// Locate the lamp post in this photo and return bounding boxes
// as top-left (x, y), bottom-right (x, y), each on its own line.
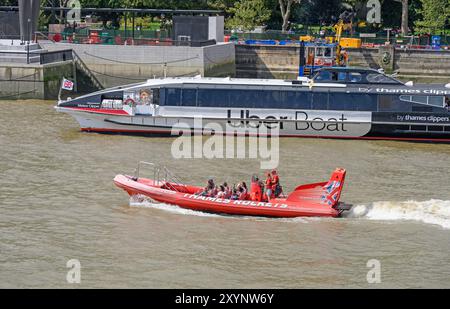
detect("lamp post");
top-left (27, 18), bottom-right (30, 64)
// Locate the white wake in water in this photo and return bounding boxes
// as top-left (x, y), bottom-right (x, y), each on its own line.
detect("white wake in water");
top-left (129, 195), bottom-right (450, 229)
top-left (129, 195), bottom-right (223, 218)
top-left (345, 199), bottom-right (450, 229)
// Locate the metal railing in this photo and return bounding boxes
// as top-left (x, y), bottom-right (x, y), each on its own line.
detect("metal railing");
top-left (0, 48), bottom-right (74, 64)
top-left (71, 49), bottom-right (104, 90)
top-left (39, 49), bottom-right (73, 64)
top-left (134, 161), bottom-right (186, 192)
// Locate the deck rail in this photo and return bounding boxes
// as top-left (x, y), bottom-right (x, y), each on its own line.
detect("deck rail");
top-left (134, 161), bottom-right (186, 192)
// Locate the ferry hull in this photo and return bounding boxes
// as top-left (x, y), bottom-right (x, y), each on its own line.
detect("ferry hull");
top-left (58, 107), bottom-right (450, 142)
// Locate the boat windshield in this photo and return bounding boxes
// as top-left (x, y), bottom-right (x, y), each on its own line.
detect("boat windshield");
top-left (313, 69), bottom-right (403, 85)
top-left (366, 73), bottom-right (401, 84)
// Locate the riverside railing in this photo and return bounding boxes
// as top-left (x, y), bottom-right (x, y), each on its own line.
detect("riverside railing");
top-left (0, 49), bottom-right (74, 65)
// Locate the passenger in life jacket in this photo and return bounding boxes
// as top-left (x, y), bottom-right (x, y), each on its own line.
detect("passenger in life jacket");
top-left (265, 172), bottom-right (273, 201)
top-left (271, 170), bottom-right (283, 198)
top-left (250, 175), bottom-right (264, 202)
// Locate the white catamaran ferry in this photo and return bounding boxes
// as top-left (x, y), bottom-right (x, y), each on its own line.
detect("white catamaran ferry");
top-left (56, 67), bottom-right (450, 142)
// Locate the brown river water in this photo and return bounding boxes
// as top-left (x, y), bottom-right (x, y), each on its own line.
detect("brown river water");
top-left (1, 100), bottom-right (450, 288)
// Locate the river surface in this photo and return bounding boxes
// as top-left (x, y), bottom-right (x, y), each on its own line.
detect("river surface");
top-left (1, 100), bottom-right (450, 288)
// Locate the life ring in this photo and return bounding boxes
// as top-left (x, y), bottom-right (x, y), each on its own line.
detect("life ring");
top-left (124, 98), bottom-right (136, 107)
top-left (316, 58), bottom-right (324, 66)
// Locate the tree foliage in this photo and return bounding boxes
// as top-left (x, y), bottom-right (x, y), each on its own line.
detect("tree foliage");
top-left (5, 0), bottom-right (448, 34)
top-left (414, 0), bottom-right (450, 34)
top-left (227, 0), bottom-right (272, 31)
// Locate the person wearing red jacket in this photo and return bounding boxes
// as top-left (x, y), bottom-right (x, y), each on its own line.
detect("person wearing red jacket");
top-left (271, 170), bottom-right (282, 198)
top-left (265, 172), bottom-right (273, 201)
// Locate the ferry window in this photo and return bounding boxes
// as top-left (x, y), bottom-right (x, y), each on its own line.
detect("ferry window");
top-left (399, 95), bottom-right (412, 103)
top-left (357, 94), bottom-right (378, 111)
top-left (411, 95), bottom-right (428, 104)
top-left (316, 48), bottom-right (324, 57)
top-left (228, 90), bottom-right (246, 107)
top-left (181, 89), bottom-right (197, 106)
top-left (428, 126), bottom-right (443, 132)
top-left (328, 93), bottom-right (377, 111)
top-left (400, 95), bottom-right (445, 108)
top-left (366, 73), bottom-right (399, 84)
top-left (264, 91), bottom-right (283, 108)
top-left (152, 89), bottom-right (160, 105)
top-left (198, 89), bottom-right (230, 107)
top-left (428, 96), bottom-right (445, 107)
top-left (349, 73), bottom-right (362, 83)
top-left (312, 92), bottom-right (328, 110)
top-left (230, 90), bottom-right (257, 108)
top-left (315, 71), bottom-right (332, 82)
top-left (165, 88), bottom-right (181, 106)
top-left (324, 48), bottom-right (331, 57)
top-left (329, 93), bottom-right (357, 110)
top-left (338, 72), bottom-right (347, 81)
top-left (285, 91), bottom-right (311, 109)
top-left (411, 125), bottom-right (426, 131)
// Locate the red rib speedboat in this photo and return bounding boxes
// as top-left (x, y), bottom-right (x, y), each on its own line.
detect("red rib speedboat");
top-left (114, 163), bottom-right (352, 218)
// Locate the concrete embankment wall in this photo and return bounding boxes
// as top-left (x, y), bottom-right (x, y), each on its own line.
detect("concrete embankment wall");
top-left (348, 48), bottom-right (450, 82)
top-left (39, 41), bottom-right (236, 88)
top-left (0, 61), bottom-right (74, 100)
top-left (235, 44), bottom-right (450, 83)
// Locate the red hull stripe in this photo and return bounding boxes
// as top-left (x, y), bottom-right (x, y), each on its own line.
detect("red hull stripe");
top-left (81, 128), bottom-right (450, 142)
top-left (68, 107), bottom-right (129, 116)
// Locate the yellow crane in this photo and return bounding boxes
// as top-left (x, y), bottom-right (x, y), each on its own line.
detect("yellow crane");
top-left (332, 19), bottom-right (354, 66)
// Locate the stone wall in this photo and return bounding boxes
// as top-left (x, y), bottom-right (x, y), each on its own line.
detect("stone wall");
top-left (235, 44), bottom-right (298, 79)
top-left (0, 61), bottom-right (74, 100)
top-left (39, 41), bottom-right (235, 88)
top-left (235, 44), bottom-right (450, 83)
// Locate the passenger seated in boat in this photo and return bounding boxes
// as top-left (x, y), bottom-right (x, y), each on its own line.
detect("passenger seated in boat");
top-left (217, 185), bottom-right (226, 199)
top-left (230, 188), bottom-right (239, 200)
top-left (223, 182), bottom-right (232, 199)
top-left (238, 182), bottom-right (249, 200)
top-left (196, 179), bottom-right (216, 196)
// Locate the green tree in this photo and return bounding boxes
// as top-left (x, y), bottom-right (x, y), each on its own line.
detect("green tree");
top-left (227, 0), bottom-right (272, 31)
top-left (415, 0), bottom-right (450, 34)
